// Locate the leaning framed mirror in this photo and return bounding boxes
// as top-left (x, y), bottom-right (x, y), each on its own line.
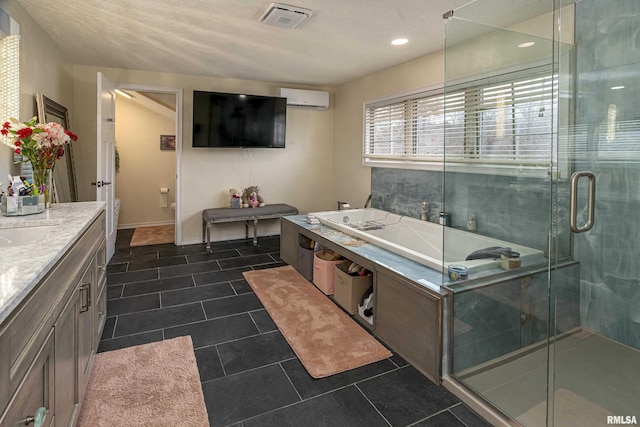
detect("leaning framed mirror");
top-left (36, 94), bottom-right (78, 202)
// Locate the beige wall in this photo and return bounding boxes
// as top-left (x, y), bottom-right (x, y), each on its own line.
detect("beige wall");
top-left (115, 95), bottom-right (176, 228)
top-left (4, 3), bottom-right (568, 244)
top-left (332, 51), bottom-right (445, 209)
top-left (72, 65), bottom-right (335, 244)
top-left (0, 0), bottom-right (74, 184)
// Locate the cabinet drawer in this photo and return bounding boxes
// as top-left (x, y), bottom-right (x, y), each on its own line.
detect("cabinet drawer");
top-left (0, 328), bottom-right (55, 427)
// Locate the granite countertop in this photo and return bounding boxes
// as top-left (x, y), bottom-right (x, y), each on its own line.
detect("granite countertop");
top-left (0, 202), bottom-right (106, 324)
top-left (284, 215), bottom-right (446, 294)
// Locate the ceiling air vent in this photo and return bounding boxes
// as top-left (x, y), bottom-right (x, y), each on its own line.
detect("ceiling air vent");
top-left (259, 3), bottom-right (313, 29)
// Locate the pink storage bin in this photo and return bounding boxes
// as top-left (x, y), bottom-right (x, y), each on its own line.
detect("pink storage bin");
top-left (312, 251), bottom-right (348, 295)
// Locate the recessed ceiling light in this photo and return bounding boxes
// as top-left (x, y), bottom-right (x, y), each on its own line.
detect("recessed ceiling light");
top-left (518, 42), bottom-right (536, 48)
top-left (611, 85), bottom-right (625, 90)
top-left (391, 38), bottom-right (409, 46)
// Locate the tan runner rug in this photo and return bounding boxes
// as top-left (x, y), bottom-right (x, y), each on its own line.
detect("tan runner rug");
top-left (130, 224), bottom-right (175, 246)
top-left (243, 265), bottom-right (392, 378)
top-left (77, 336), bottom-right (208, 427)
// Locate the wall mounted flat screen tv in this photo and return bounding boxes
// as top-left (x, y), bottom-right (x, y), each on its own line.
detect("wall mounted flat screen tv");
top-left (192, 91), bottom-right (287, 148)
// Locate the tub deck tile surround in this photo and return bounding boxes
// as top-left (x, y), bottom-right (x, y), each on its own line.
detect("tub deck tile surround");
top-left (102, 230), bottom-right (491, 427)
top-left (285, 214), bottom-right (446, 293)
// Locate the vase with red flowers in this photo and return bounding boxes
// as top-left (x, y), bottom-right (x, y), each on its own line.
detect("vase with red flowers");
top-left (2, 116), bottom-right (78, 208)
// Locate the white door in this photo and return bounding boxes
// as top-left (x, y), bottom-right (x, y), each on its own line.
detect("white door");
top-left (96, 72), bottom-right (116, 262)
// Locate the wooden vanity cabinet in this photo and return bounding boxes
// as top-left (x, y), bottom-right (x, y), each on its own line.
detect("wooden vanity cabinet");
top-left (0, 211), bottom-right (106, 427)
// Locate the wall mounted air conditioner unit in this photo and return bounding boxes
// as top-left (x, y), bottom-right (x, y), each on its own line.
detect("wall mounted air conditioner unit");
top-left (278, 88), bottom-right (329, 110)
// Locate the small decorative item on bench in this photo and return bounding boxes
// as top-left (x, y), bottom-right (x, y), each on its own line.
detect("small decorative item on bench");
top-left (242, 185), bottom-right (265, 208)
top-left (228, 188), bottom-right (242, 209)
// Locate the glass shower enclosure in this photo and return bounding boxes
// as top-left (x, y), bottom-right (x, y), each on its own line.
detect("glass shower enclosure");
top-left (442, 1), bottom-right (640, 426)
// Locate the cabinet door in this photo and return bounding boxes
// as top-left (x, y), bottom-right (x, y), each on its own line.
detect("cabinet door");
top-left (94, 284), bottom-right (107, 350)
top-left (0, 328), bottom-right (55, 427)
top-left (54, 288), bottom-right (80, 427)
top-left (77, 261), bottom-right (95, 403)
top-left (376, 268), bottom-right (442, 383)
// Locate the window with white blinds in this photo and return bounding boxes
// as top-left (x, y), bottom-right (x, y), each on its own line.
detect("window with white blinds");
top-left (364, 69), bottom-right (557, 169)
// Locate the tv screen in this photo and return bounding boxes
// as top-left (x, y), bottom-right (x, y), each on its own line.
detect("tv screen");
top-left (192, 91), bottom-right (287, 148)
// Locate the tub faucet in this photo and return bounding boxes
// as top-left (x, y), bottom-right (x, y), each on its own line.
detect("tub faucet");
top-left (337, 201), bottom-right (351, 210)
top-left (364, 194), bottom-right (372, 209)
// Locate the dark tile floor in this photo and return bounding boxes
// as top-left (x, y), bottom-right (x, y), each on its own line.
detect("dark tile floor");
top-left (101, 230), bottom-right (491, 427)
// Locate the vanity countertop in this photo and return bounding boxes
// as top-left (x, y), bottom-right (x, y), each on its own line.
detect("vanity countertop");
top-left (0, 202), bottom-right (106, 324)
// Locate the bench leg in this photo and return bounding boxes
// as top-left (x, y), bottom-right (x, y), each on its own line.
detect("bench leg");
top-left (206, 222), bottom-right (212, 251)
top-left (253, 218), bottom-right (258, 246)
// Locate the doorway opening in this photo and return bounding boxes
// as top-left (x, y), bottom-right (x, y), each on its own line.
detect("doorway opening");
top-left (113, 84), bottom-right (183, 246)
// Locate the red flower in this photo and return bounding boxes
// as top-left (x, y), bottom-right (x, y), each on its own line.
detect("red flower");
top-left (14, 140), bottom-right (21, 146)
top-left (14, 148), bottom-right (21, 154)
top-left (2, 121), bottom-right (10, 129)
top-left (0, 129), bottom-right (7, 136)
top-left (57, 147), bottom-right (65, 158)
top-left (64, 130), bottom-right (78, 141)
top-left (16, 128), bottom-right (33, 139)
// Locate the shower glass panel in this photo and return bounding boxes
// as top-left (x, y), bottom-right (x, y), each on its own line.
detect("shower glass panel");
top-left (443, 1), bottom-right (564, 425)
top-left (444, 1), bottom-right (640, 426)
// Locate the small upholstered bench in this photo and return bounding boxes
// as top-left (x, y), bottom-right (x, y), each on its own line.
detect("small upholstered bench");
top-left (202, 203), bottom-right (298, 250)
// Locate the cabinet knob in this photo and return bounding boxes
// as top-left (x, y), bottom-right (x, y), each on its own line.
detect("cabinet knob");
top-left (22, 407), bottom-right (46, 426)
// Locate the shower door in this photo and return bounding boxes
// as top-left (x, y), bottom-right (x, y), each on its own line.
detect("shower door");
top-left (552, 0), bottom-right (640, 425)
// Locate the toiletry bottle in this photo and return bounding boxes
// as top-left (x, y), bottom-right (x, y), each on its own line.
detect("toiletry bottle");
top-left (467, 213), bottom-right (477, 232)
top-left (421, 201), bottom-right (428, 221)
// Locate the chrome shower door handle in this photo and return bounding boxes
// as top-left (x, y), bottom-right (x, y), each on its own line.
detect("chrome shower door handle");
top-left (569, 171), bottom-right (596, 233)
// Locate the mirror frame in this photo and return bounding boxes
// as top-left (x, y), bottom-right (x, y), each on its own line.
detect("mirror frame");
top-left (36, 94), bottom-right (78, 202)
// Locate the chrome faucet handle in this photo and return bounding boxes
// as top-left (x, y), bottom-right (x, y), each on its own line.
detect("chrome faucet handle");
top-left (364, 194), bottom-right (372, 208)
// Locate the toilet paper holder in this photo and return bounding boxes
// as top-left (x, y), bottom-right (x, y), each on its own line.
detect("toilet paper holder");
top-left (159, 187), bottom-right (170, 207)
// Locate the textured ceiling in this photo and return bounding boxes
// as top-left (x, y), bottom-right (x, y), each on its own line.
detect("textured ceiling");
top-left (14, 0), bottom-right (553, 86)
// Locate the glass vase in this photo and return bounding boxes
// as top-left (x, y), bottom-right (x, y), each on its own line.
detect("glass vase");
top-left (33, 168), bottom-right (53, 209)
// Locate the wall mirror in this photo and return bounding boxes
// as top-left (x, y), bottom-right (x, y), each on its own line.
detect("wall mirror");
top-left (36, 94), bottom-right (78, 202)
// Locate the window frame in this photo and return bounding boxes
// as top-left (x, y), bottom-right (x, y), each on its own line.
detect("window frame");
top-left (362, 65), bottom-right (559, 178)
